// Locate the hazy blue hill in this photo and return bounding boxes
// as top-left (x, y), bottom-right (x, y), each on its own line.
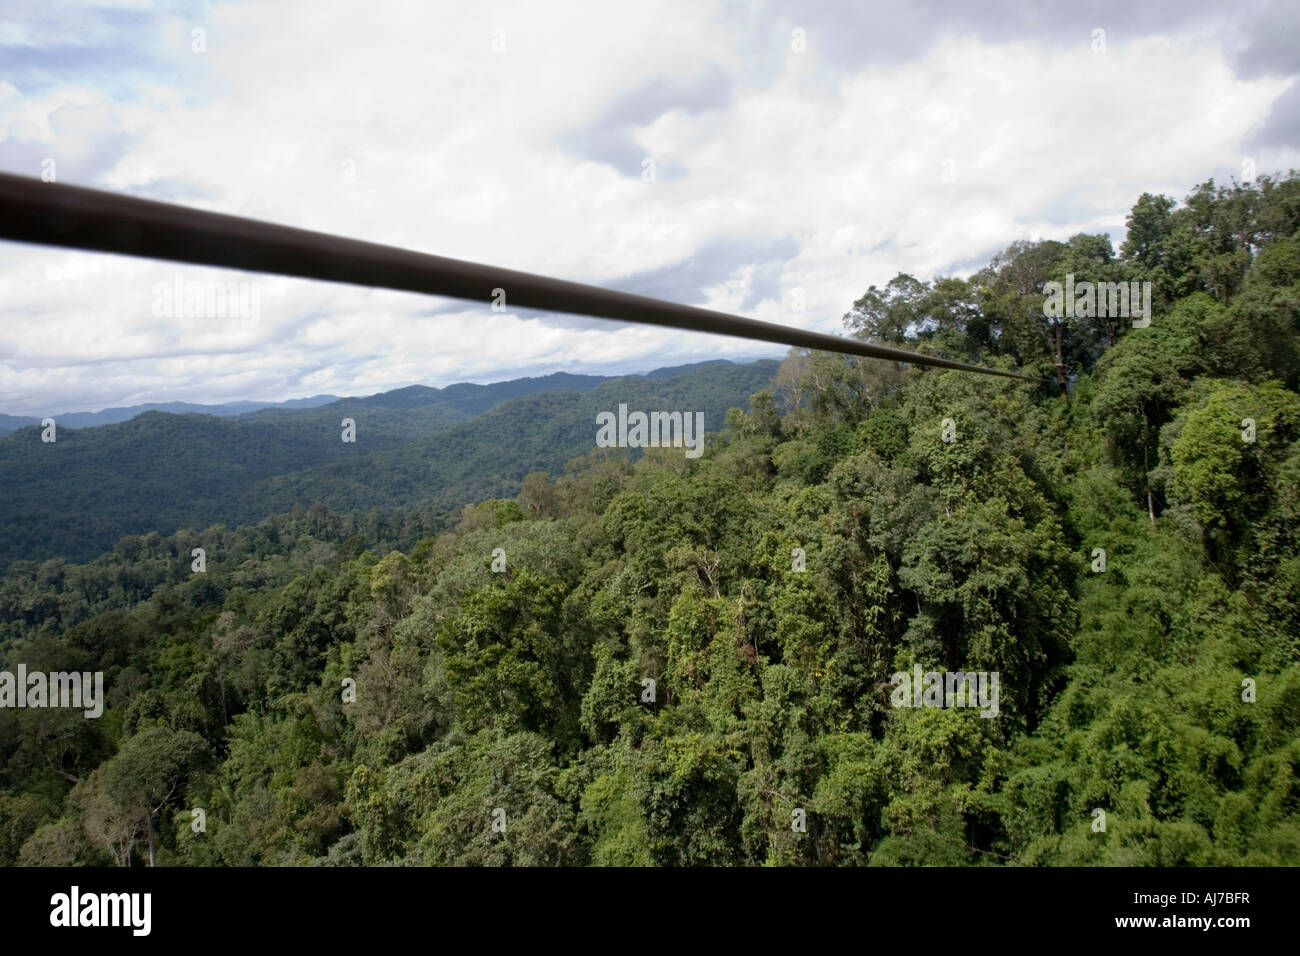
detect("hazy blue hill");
top-left (0, 395), bottom-right (343, 434)
top-left (0, 415), bottom-right (35, 433)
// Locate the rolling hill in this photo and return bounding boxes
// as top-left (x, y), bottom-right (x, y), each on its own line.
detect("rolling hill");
top-left (0, 360), bottom-right (777, 568)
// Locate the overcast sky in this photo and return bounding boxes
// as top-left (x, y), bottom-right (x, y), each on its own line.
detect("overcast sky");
top-left (1, 0), bottom-right (1297, 416)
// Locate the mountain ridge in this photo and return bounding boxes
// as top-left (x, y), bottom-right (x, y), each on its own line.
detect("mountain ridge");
top-left (0, 361), bottom-right (743, 434)
top-left (0, 359), bottom-right (778, 568)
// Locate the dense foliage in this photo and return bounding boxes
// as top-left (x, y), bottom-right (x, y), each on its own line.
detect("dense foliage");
top-left (2, 173), bottom-right (1298, 866)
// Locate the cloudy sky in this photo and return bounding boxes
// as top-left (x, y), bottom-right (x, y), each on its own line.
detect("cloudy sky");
top-left (1, 0), bottom-right (1297, 416)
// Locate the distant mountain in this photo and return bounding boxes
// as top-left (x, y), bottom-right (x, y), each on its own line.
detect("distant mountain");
top-left (0, 414), bottom-right (35, 434)
top-left (233, 371), bottom-right (609, 424)
top-left (0, 369), bottom-right (643, 435)
top-left (0, 395), bottom-right (343, 434)
top-left (0, 360), bottom-right (778, 568)
top-left (0, 366), bottom-right (741, 434)
top-left (640, 360), bottom-right (735, 379)
top-left (245, 360), bottom-right (781, 514)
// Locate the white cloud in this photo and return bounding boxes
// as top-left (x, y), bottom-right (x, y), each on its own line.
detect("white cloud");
top-left (0, 0), bottom-right (1296, 415)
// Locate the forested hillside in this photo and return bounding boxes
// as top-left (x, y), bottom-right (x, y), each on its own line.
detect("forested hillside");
top-left (0, 361), bottom-right (773, 569)
top-left (246, 361), bottom-right (782, 517)
top-left (1, 173), bottom-right (1297, 866)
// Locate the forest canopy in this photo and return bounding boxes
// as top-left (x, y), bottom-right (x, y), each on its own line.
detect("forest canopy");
top-left (2, 171), bottom-right (1298, 866)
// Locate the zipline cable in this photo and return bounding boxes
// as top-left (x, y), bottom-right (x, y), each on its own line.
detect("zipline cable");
top-left (0, 173), bottom-right (1038, 382)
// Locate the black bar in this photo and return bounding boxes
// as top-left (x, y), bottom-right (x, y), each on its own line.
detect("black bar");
top-left (0, 173), bottom-right (1038, 381)
top-left (0, 864), bottom-right (1280, 942)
